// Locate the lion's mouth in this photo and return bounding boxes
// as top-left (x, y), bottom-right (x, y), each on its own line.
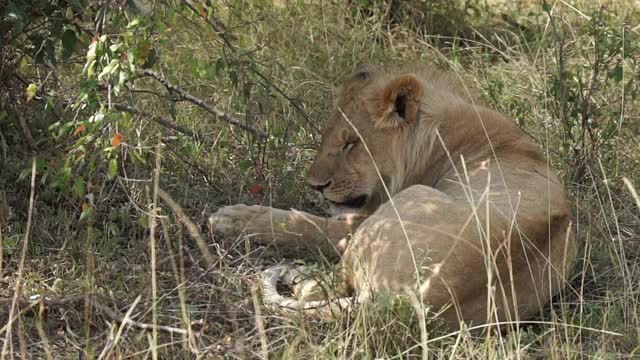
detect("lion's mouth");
top-left (329, 194), bottom-right (368, 209)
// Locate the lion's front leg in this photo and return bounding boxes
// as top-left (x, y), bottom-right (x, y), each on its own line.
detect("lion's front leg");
top-left (209, 204), bottom-right (364, 256)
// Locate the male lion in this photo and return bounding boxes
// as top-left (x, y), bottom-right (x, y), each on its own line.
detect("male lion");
top-left (209, 65), bottom-right (577, 328)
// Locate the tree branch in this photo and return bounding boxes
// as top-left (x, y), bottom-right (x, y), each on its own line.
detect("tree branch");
top-left (0, 295), bottom-right (187, 336)
top-left (113, 103), bottom-right (213, 143)
top-left (140, 69), bottom-right (268, 138)
top-left (180, 3), bottom-right (318, 134)
top-left (93, 301), bottom-right (188, 335)
top-left (182, 1), bottom-right (235, 50)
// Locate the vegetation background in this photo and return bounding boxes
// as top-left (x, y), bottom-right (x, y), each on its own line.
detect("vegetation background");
top-left (1, 0), bottom-right (639, 358)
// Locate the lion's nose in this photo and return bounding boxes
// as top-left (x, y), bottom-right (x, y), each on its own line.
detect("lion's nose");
top-left (309, 180), bottom-right (331, 192)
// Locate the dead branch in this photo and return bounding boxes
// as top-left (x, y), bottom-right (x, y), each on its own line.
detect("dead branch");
top-left (164, 143), bottom-right (223, 192)
top-left (2, 159), bottom-right (36, 357)
top-left (113, 103), bottom-right (214, 143)
top-left (141, 69), bottom-right (268, 138)
top-left (157, 188), bottom-right (219, 268)
top-left (0, 295), bottom-right (188, 336)
top-left (182, 1), bottom-right (235, 49)
top-left (93, 301), bottom-right (187, 336)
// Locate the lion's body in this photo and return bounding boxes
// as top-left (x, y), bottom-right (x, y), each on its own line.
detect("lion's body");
top-left (210, 65), bottom-right (576, 328)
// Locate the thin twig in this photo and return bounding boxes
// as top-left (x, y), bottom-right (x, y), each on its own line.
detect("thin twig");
top-left (164, 143), bottom-right (223, 192)
top-left (0, 295), bottom-right (86, 309)
top-left (182, 1), bottom-right (234, 49)
top-left (249, 68), bottom-right (319, 133)
top-left (160, 218), bottom-right (198, 354)
top-left (0, 129), bottom-right (8, 161)
top-left (98, 296), bottom-right (141, 360)
top-left (0, 188), bottom-right (4, 277)
top-left (0, 295), bottom-right (188, 337)
top-left (1, 158), bottom-right (36, 359)
top-left (13, 102), bottom-right (36, 149)
top-left (623, 177), bottom-right (640, 211)
top-left (35, 302), bottom-right (54, 360)
top-left (113, 103), bottom-right (214, 143)
top-left (94, 299), bottom-right (188, 335)
top-left (158, 189), bottom-right (218, 268)
top-left (251, 286), bottom-right (269, 360)
top-left (17, 317), bottom-right (26, 359)
top-left (406, 289), bottom-right (429, 360)
top-left (149, 139), bottom-right (162, 360)
top-left (141, 69), bottom-right (268, 138)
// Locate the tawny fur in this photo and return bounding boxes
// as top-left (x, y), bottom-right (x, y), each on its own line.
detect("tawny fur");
top-left (210, 65), bottom-right (577, 329)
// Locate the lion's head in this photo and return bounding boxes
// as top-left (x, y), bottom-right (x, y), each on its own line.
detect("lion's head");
top-left (306, 65), bottom-right (474, 216)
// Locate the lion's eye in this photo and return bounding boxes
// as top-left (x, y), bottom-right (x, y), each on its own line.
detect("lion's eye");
top-left (343, 140), bottom-right (358, 152)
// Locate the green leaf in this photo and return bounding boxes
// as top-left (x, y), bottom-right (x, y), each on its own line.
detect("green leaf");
top-left (2, 235), bottom-right (18, 255)
top-left (85, 60), bottom-right (97, 78)
top-left (239, 159), bottom-right (252, 170)
top-left (215, 58), bottom-right (225, 75)
top-left (130, 150), bottom-right (146, 165)
top-left (272, 125), bottom-right (284, 137)
top-left (114, 70), bottom-right (128, 95)
top-left (98, 59), bottom-right (120, 80)
top-left (243, 82), bottom-right (252, 100)
top-left (155, 21), bottom-right (165, 33)
top-left (26, 83), bottom-right (38, 101)
top-left (38, 38), bottom-right (56, 64)
top-left (18, 169), bottom-right (31, 181)
top-left (228, 70), bottom-right (238, 87)
top-left (86, 41), bottom-right (97, 64)
top-left (138, 214), bottom-right (149, 228)
top-left (108, 158), bottom-right (118, 179)
top-left (35, 158), bottom-right (46, 172)
top-left (608, 64), bottom-right (623, 83)
top-left (73, 178), bottom-right (85, 199)
top-left (61, 29), bottom-right (78, 60)
top-left (79, 206), bottom-right (95, 221)
top-left (134, 39), bottom-right (152, 66)
top-left (109, 43), bottom-right (123, 53)
top-left (127, 18), bottom-right (141, 29)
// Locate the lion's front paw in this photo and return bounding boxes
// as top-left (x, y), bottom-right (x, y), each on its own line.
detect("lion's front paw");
top-left (208, 204), bottom-right (262, 235)
top-left (209, 204), bottom-right (287, 235)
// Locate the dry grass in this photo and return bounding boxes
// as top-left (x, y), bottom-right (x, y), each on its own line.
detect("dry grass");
top-left (1, 0), bottom-right (639, 358)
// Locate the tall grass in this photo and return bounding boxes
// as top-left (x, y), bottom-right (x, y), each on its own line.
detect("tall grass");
top-left (0, 0), bottom-right (639, 358)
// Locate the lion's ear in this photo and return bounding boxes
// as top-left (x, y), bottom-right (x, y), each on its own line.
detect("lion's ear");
top-left (352, 64), bottom-right (377, 81)
top-left (368, 74), bottom-right (423, 129)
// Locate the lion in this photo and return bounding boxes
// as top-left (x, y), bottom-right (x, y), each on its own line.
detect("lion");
top-left (209, 64), bottom-right (577, 329)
